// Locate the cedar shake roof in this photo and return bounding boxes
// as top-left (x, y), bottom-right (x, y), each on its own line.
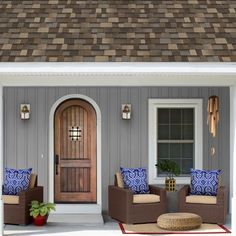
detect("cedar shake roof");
top-left (0, 0), bottom-right (235, 62)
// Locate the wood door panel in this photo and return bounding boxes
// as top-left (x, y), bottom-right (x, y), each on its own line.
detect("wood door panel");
top-left (54, 99), bottom-right (96, 203)
top-left (60, 159), bottom-right (91, 168)
top-left (60, 168), bottom-right (91, 192)
top-left (60, 105), bottom-right (89, 160)
top-left (57, 192), bottom-right (95, 202)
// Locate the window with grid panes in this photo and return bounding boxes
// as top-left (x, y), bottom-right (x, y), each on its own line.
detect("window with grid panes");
top-left (157, 108), bottom-right (194, 176)
top-left (148, 99), bottom-right (203, 184)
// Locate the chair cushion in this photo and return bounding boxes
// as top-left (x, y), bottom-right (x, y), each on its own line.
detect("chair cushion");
top-left (120, 167), bottom-right (149, 194)
top-left (29, 173), bottom-right (37, 189)
top-left (2, 195), bottom-right (19, 204)
top-left (186, 195), bottom-right (217, 205)
top-left (116, 172), bottom-right (124, 188)
top-left (3, 168), bottom-right (32, 195)
top-left (133, 194), bottom-right (160, 204)
top-left (190, 169), bottom-right (221, 196)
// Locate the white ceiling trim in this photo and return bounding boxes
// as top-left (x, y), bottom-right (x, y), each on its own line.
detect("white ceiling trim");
top-left (0, 63), bottom-right (236, 86)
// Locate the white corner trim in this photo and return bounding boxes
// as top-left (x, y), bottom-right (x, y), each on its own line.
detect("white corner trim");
top-left (0, 84), bottom-right (3, 234)
top-left (148, 99), bottom-right (203, 185)
top-left (230, 86), bottom-right (236, 231)
top-left (49, 94), bottom-right (102, 213)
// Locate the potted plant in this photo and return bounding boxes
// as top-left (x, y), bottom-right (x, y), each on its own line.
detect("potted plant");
top-left (155, 160), bottom-right (180, 191)
top-left (29, 200), bottom-right (56, 226)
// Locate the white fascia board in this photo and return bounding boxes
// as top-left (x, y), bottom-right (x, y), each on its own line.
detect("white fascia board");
top-left (0, 62), bottom-right (236, 74)
top-left (0, 62), bottom-right (236, 87)
top-left (1, 73), bottom-right (236, 87)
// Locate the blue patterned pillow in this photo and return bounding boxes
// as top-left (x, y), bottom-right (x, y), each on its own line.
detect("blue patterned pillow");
top-left (3, 168), bottom-right (32, 195)
top-left (120, 167), bottom-right (149, 194)
top-left (190, 169), bottom-right (221, 196)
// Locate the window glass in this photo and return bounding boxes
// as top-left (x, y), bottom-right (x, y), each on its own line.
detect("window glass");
top-left (157, 108), bottom-right (194, 176)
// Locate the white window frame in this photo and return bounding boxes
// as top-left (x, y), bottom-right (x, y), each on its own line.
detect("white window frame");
top-left (148, 99), bottom-right (203, 185)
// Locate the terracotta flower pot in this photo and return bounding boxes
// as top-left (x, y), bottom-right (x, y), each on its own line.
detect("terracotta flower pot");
top-left (33, 215), bottom-right (48, 226)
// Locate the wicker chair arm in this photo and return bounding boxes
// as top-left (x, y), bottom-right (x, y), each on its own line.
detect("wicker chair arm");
top-left (217, 186), bottom-right (228, 205)
top-left (178, 185), bottom-right (190, 197)
top-left (178, 185), bottom-right (190, 209)
top-left (18, 186), bottom-right (44, 206)
top-left (108, 185), bottom-right (133, 205)
top-left (149, 185), bottom-right (166, 201)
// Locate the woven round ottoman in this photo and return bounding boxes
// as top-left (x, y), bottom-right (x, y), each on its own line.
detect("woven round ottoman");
top-left (157, 213), bottom-right (202, 231)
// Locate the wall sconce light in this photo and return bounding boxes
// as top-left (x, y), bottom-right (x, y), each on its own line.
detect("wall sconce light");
top-left (207, 96), bottom-right (219, 137)
top-left (20, 104), bottom-right (30, 120)
top-left (122, 104), bottom-right (131, 120)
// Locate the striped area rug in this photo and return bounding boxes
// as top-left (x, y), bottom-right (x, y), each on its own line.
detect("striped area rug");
top-left (119, 223), bottom-right (231, 234)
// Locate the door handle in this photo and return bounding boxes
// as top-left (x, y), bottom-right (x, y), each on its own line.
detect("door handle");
top-left (55, 154), bottom-right (59, 175)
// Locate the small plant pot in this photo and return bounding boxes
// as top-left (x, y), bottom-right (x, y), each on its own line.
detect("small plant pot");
top-left (33, 215), bottom-right (48, 226)
top-left (165, 178), bottom-right (176, 191)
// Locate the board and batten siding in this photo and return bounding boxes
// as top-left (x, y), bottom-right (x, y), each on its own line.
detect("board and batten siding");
top-left (3, 87), bottom-right (229, 212)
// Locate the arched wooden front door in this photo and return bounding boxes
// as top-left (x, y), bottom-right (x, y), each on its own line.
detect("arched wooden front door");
top-left (54, 99), bottom-right (97, 203)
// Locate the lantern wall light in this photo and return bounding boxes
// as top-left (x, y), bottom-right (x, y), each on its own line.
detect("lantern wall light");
top-left (20, 104), bottom-right (30, 120)
top-left (122, 104), bottom-right (131, 120)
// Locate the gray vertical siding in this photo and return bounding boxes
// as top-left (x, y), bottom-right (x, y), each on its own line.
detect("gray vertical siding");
top-left (3, 87), bottom-right (230, 211)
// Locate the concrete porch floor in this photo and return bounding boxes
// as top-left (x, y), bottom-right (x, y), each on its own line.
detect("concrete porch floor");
top-left (47, 213), bottom-right (104, 225)
top-left (4, 214), bottom-right (231, 236)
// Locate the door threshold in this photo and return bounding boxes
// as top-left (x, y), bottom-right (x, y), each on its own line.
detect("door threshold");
top-left (48, 213), bottom-right (104, 225)
top-left (54, 203), bottom-right (101, 214)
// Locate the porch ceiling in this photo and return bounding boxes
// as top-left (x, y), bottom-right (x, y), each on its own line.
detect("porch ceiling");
top-left (0, 0), bottom-right (235, 62)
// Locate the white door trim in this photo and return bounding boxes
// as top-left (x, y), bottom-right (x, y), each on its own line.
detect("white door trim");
top-left (49, 94), bottom-right (102, 214)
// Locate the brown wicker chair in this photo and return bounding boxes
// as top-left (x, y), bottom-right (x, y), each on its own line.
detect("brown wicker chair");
top-left (108, 174), bottom-right (167, 224)
top-left (178, 185), bottom-right (228, 225)
top-left (3, 174), bottom-right (43, 225)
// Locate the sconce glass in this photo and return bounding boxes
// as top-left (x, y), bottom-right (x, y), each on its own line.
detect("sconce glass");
top-left (20, 104), bottom-right (30, 120)
top-left (122, 104), bottom-right (131, 120)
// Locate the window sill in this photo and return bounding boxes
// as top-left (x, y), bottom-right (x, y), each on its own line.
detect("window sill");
top-left (149, 177), bottom-right (191, 185)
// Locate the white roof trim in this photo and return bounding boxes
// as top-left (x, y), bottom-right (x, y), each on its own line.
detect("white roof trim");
top-left (0, 62), bottom-right (236, 86)
top-left (0, 62), bottom-right (236, 74)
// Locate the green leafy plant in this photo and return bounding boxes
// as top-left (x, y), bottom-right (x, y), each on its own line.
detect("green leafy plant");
top-left (29, 200), bottom-right (56, 218)
top-left (155, 160), bottom-right (180, 179)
